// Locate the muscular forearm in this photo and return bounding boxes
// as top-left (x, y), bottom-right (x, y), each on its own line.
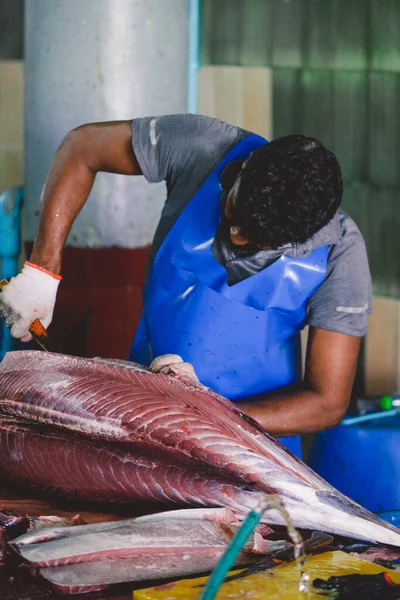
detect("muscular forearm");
top-left (29, 121), bottom-right (138, 275)
top-left (236, 386), bottom-right (348, 437)
top-left (237, 329), bottom-right (360, 437)
top-left (30, 130), bottom-right (96, 274)
top-left (0, 122), bottom-right (138, 340)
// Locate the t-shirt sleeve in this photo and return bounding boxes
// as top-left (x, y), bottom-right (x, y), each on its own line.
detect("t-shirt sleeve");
top-left (306, 216), bottom-right (372, 337)
top-left (131, 114), bottom-right (246, 186)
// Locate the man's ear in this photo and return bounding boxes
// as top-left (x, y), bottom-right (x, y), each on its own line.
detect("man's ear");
top-left (229, 226), bottom-right (249, 246)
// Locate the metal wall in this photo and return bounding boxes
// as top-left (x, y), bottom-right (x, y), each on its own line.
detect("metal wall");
top-left (0, 0), bottom-right (24, 59)
top-left (201, 0), bottom-right (400, 298)
top-left (24, 0), bottom-right (188, 248)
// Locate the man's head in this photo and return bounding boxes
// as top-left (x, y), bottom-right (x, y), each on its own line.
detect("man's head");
top-left (225, 135), bottom-right (343, 249)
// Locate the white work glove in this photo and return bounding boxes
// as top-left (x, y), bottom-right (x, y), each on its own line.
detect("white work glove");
top-left (0, 261), bottom-right (61, 342)
top-left (149, 354), bottom-right (199, 383)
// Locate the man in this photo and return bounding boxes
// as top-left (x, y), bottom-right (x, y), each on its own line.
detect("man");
top-left (0, 115), bottom-right (372, 458)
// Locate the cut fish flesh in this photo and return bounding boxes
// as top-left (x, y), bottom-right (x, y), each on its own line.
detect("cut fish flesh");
top-left (1, 351), bottom-right (400, 548)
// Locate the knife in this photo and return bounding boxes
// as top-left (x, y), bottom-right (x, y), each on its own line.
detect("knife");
top-left (0, 279), bottom-right (60, 353)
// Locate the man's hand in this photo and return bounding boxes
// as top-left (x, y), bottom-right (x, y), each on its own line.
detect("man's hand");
top-left (0, 262), bottom-right (61, 341)
top-left (150, 354), bottom-right (199, 383)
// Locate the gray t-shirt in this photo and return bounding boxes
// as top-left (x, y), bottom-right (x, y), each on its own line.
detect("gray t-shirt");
top-left (132, 114), bottom-right (372, 337)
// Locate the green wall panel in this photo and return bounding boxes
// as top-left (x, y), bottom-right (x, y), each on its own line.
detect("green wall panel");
top-left (271, 0), bottom-right (305, 68)
top-left (303, 0), bottom-right (335, 69)
top-left (0, 0), bottom-right (24, 59)
top-left (273, 68), bottom-right (302, 138)
top-left (304, 0), bottom-right (367, 70)
top-left (300, 70), bottom-right (334, 148)
top-left (341, 182), bottom-right (370, 242)
top-left (332, 71), bottom-right (367, 181)
top-left (370, 0), bottom-right (400, 72)
top-left (239, 0), bottom-right (272, 66)
top-left (201, 0), bottom-right (271, 66)
top-left (364, 189), bottom-right (400, 298)
top-left (342, 184), bottom-right (400, 298)
top-left (330, 0), bottom-right (367, 70)
top-left (368, 72), bottom-right (400, 188)
top-left (201, 0), bottom-right (243, 65)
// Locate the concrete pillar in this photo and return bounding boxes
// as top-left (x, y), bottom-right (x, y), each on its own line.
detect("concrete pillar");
top-left (25, 0), bottom-right (188, 248)
top-left (24, 0), bottom-right (189, 358)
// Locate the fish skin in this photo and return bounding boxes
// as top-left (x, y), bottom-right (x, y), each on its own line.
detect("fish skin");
top-left (13, 519), bottom-right (263, 568)
top-left (1, 351), bottom-right (400, 547)
top-left (11, 514), bottom-right (281, 594)
top-left (11, 508), bottom-right (274, 549)
top-left (38, 550), bottom-right (253, 595)
top-left (10, 508), bottom-right (240, 548)
top-left (0, 510), bottom-right (83, 564)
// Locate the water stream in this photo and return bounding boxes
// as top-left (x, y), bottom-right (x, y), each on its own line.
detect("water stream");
top-left (200, 493), bottom-right (311, 600)
top-left (257, 494), bottom-right (310, 596)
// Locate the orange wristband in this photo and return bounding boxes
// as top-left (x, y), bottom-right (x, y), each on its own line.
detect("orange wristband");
top-left (25, 261), bottom-right (62, 281)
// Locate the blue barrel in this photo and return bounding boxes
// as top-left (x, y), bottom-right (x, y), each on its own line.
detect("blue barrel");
top-left (307, 413), bottom-right (400, 513)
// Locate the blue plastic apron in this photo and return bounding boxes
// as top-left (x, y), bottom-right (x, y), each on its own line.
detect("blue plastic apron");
top-left (130, 135), bottom-right (329, 459)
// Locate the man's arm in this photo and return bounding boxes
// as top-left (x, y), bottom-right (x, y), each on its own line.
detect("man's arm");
top-left (236, 327), bottom-right (360, 436)
top-left (30, 120), bottom-right (141, 274)
top-left (0, 121), bottom-right (141, 340)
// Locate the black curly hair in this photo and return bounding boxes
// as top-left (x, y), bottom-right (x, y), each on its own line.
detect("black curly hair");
top-left (232, 135), bottom-right (343, 249)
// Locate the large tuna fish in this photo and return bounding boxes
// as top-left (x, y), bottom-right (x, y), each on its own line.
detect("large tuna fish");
top-left (0, 350), bottom-right (399, 547)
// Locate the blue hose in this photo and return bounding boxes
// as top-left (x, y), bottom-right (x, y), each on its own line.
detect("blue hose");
top-left (341, 409), bottom-right (399, 426)
top-left (200, 509), bottom-right (262, 600)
